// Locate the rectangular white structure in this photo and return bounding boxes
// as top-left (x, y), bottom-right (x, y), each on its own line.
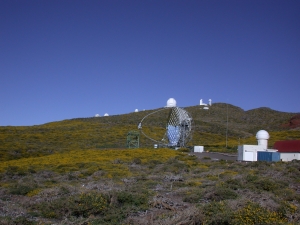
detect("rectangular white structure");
top-left (194, 146), bottom-right (204, 153)
top-left (237, 145), bottom-right (265, 161)
top-left (280, 153), bottom-right (300, 162)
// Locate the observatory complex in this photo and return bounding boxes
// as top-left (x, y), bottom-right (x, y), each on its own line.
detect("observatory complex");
top-left (200, 99), bottom-right (212, 110)
top-left (199, 99), bottom-right (212, 106)
top-left (238, 130), bottom-right (300, 162)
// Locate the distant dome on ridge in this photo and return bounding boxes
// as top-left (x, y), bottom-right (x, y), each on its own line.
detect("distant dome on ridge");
top-left (166, 98), bottom-right (176, 107)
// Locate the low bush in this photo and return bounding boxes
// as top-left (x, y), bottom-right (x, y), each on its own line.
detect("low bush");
top-left (9, 183), bottom-right (36, 196)
top-left (205, 186), bottom-right (238, 201)
top-left (116, 191), bottom-right (148, 210)
top-left (183, 189), bottom-right (203, 203)
top-left (132, 157), bottom-right (142, 164)
top-left (232, 201), bottom-right (287, 225)
top-left (70, 192), bottom-right (108, 218)
top-left (36, 192), bottom-right (109, 219)
top-left (224, 178), bottom-right (243, 190)
top-left (202, 201), bottom-right (233, 224)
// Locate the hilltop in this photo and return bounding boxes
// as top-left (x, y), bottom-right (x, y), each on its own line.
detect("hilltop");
top-left (0, 103), bottom-right (299, 162)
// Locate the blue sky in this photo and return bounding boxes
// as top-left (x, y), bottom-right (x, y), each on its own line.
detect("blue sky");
top-left (1, 0), bottom-right (300, 126)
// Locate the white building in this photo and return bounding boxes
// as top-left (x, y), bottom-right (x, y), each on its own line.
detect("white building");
top-left (274, 140), bottom-right (300, 161)
top-left (237, 130), bottom-right (277, 161)
top-left (200, 99), bottom-right (207, 106)
top-left (280, 153), bottom-right (300, 161)
top-left (194, 146), bottom-right (204, 153)
top-left (166, 98), bottom-right (177, 107)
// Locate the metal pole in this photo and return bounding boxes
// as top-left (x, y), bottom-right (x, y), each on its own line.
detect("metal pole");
top-left (226, 103), bottom-right (228, 148)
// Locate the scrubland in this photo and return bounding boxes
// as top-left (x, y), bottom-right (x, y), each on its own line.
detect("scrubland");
top-left (1, 104), bottom-right (299, 224)
top-left (1, 148), bottom-right (300, 224)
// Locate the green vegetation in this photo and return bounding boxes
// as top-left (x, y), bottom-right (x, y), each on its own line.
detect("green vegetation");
top-left (0, 104), bottom-right (299, 162)
top-left (0, 104), bottom-right (299, 224)
top-left (0, 149), bottom-right (300, 224)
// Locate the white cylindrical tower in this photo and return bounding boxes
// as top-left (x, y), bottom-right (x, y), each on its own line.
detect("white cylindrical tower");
top-left (200, 99), bottom-right (207, 106)
top-left (208, 99), bottom-right (212, 106)
top-left (256, 130), bottom-right (270, 149)
top-left (166, 98), bottom-right (176, 107)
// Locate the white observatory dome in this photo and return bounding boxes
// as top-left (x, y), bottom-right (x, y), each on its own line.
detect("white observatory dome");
top-left (256, 130), bottom-right (270, 140)
top-left (166, 98), bottom-right (177, 107)
top-left (135, 109), bottom-right (138, 112)
top-left (95, 114), bottom-right (100, 117)
top-left (256, 130), bottom-right (269, 149)
top-left (104, 113), bottom-right (109, 116)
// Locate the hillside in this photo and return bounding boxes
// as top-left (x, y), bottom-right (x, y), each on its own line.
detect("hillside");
top-left (1, 104), bottom-right (300, 224)
top-left (0, 103), bottom-right (299, 161)
top-left (1, 149), bottom-right (300, 224)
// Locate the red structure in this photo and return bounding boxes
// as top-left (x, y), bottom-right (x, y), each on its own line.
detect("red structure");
top-left (274, 140), bottom-right (300, 153)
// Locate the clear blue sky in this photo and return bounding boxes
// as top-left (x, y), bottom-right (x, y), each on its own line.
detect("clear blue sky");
top-left (1, 0), bottom-right (300, 126)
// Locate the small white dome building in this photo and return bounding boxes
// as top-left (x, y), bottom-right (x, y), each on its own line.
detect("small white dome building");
top-left (166, 98), bottom-right (177, 107)
top-left (95, 114), bottom-right (100, 117)
top-left (104, 113), bottom-right (109, 116)
top-left (256, 130), bottom-right (270, 149)
top-left (135, 109), bottom-right (138, 112)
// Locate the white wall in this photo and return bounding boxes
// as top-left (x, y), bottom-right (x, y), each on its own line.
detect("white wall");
top-left (194, 146), bottom-right (204, 152)
top-left (238, 145), bottom-right (265, 161)
top-left (280, 153), bottom-right (300, 162)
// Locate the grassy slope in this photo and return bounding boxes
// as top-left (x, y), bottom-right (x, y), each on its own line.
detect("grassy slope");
top-left (1, 104), bottom-right (300, 224)
top-left (1, 103), bottom-right (299, 161)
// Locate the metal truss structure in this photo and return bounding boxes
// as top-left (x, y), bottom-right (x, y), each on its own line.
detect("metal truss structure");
top-left (138, 107), bottom-right (192, 148)
top-left (126, 131), bottom-right (140, 148)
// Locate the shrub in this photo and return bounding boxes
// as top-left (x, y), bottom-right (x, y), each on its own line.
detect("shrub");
top-left (205, 187), bottom-right (238, 201)
top-left (132, 157), bottom-right (142, 164)
top-left (202, 201), bottom-right (233, 224)
top-left (116, 191), bottom-right (148, 209)
top-left (253, 178), bottom-right (280, 192)
top-left (232, 201), bottom-right (287, 225)
top-left (277, 201), bottom-right (298, 220)
top-left (162, 157), bottom-right (188, 174)
top-left (37, 192), bottom-right (109, 219)
top-left (9, 183), bottom-right (36, 196)
top-left (38, 197), bottom-right (69, 219)
top-left (180, 148), bottom-right (190, 153)
top-left (5, 166), bottom-right (27, 176)
top-left (70, 192), bottom-right (108, 218)
top-left (183, 189), bottom-right (203, 203)
top-left (13, 216), bottom-right (36, 225)
top-left (26, 188), bottom-right (41, 197)
top-left (224, 178), bottom-right (242, 190)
